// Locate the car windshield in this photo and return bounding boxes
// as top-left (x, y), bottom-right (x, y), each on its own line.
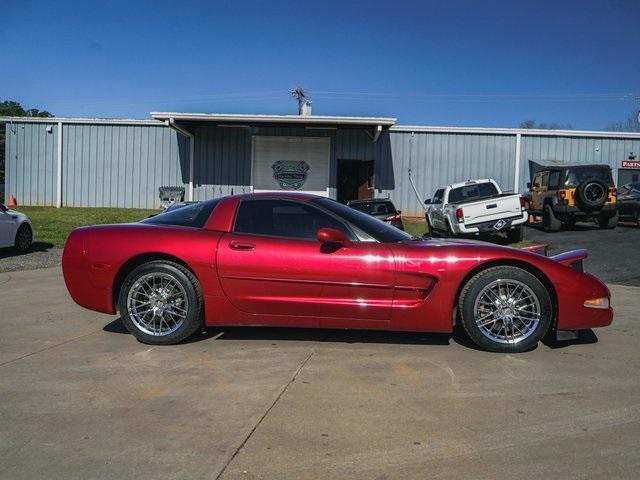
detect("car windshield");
top-left (349, 201), bottom-right (396, 216)
top-left (564, 167), bottom-right (613, 187)
top-left (448, 182), bottom-right (499, 204)
top-left (313, 198), bottom-right (412, 243)
top-left (141, 199), bottom-right (220, 228)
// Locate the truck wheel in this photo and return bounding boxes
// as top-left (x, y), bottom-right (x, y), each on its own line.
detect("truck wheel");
top-left (458, 266), bottom-right (552, 353)
top-left (597, 212), bottom-right (618, 229)
top-left (506, 226), bottom-right (523, 243)
top-left (543, 205), bottom-right (562, 232)
top-left (443, 220), bottom-right (454, 238)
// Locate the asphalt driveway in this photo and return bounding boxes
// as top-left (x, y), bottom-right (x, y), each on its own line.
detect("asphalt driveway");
top-left (524, 221), bottom-right (640, 286)
top-left (1, 267), bottom-right (639, 479)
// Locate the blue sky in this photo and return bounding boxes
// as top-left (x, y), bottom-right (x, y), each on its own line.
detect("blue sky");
top-left (2, 0), bottom-right (639, 129)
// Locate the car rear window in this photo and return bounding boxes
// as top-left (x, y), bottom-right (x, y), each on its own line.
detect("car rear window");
top-left (141, 199), bottom-right (220, 228)
top-left (448, 182), bottom-right (499, 204)
top-left (564, 167), bottom-right (614, 187)
top-left (349, 201), bottom-right (396, 215)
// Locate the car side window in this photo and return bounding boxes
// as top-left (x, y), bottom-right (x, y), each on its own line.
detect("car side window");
top-left (541, 172), bottom-right (549, 188)
top-left (234, 199), bottom-right (351, 241)
top-left (432, 189), bottom-right (444, 204)
top-left (548, 171), bottom-right (561, 189)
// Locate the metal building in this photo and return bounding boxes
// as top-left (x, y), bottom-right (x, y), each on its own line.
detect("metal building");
top-left (2, 113), bottom-right (640, 217)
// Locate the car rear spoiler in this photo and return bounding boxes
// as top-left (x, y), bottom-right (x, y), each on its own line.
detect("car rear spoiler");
top-left (520, 244), bottom-right (549, 256)
top-left (520, 245), bottom-right (587, 271)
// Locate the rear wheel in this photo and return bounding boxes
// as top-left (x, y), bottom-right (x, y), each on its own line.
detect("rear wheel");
top-left (458, 266), bottom-right (552, 353)
top-left (597, 212), bottom-right (618, 229)
top-left (505, 226), bottom-right (523, 243)
top-left (117, 261), bottom-right (203, 344)
top-left (543, 204), bottom-right (562, 232)
top-left (14, 224), bottom-right (33, 253)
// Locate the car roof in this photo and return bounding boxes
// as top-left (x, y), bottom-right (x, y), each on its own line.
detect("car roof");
top-left (229, 191), bottom-right (320, 201)
top-left (348, 198), bottom-right (393, 204)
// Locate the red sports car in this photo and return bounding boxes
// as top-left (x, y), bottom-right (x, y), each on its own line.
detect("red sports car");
top-left (62, 193), bottom-right (612, 353)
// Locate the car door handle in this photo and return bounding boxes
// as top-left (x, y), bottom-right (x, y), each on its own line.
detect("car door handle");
top-left (229, 241), bottom-right (255, 251)
top-left (486, 204), bottom-right (497, 209)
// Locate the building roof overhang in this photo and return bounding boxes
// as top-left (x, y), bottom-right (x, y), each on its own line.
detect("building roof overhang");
top-left (150, 112), bottom-right (397, 127)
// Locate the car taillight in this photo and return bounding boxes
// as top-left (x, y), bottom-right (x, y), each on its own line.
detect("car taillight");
top-left (384, 213), bottom-right (401, 221)
top-left (557, 189), bottom-right (567, 199)
top-left (455, 208), bottom-right (464, 223)
top-left (610, 187), bottom-right (617, 197)
top-left (519, 196), bottom-right (525, 209)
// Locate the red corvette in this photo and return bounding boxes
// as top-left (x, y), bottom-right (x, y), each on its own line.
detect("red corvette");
top-left (62, 192), bottom-right (612, 352)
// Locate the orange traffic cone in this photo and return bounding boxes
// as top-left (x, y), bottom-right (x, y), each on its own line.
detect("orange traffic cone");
top-left (8, 194), bottom-right (17, 207)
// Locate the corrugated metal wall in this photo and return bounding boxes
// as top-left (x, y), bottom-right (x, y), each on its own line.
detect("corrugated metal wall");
top-left (4, 120), bottom-right (640, 215)
top-left (5, 121), bottom-right (58, 206)
top-left (336, 131), bottom-right (516, 216)
top-left (63, 124), bottom-right (187, 208)
top-left (518, 135), bottom-right (640, 193)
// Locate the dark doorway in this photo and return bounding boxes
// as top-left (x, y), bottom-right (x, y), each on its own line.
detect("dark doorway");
top-left (337, 160), bottom-right (374, 203)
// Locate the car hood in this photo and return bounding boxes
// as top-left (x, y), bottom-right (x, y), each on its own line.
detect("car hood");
top-left (5, 208), bottom-right (30, 222)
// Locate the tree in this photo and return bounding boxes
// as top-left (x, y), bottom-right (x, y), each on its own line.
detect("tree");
top-left (519, 120), bottom-right (573, 130)
top-left (605, 111), bottom-right (640, 133)
top-left (0, 100), bottom-right (54, 197)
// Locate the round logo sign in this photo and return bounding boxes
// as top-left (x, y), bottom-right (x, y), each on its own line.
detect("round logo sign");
top-left (271, 160), bottom-right (310, 190)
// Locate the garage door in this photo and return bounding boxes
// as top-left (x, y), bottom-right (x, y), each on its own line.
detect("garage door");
top-left (252, 136), bottom-right (330, 196)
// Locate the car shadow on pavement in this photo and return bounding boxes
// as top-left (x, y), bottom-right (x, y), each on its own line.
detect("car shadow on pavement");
top-left (103, 318), bottom-right (453, 346)
top-left (0, 241), bottom-right (54, 259)
top-left (103, 318), bottom-right (598, 350)
top-left (542, 329), bottom-right (599, 349)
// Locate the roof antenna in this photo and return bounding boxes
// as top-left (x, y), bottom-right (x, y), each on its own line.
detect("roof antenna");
top-left (290, 87), bottom-right (312, 116)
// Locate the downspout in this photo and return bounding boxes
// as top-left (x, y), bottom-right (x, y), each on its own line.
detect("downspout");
top-left (407, 132), bottom-right (427, 213)
top-left (514, 133), bottom-right (521, 193)
top-left (166, 118), bottom-right (195, 201)
top-left (56, 121), bottom-right (63, 208)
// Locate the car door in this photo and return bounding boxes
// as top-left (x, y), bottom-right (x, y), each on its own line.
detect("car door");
top-left (529, 173), bottom-right (545, 212)
top-left (0, 206), bottom-right (17, 247)
top-left (216, 198), bottom-right (396, 325)
top-left (428, 189), bottom-right (445, 229)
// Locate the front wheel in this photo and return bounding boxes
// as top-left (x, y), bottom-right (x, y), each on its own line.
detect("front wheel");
top-left (118, 261), bottom-right (203, 344)
top-left (14, 224), bottom-right (33, 253)
top-left (458, 266), bottom-right (553, 353)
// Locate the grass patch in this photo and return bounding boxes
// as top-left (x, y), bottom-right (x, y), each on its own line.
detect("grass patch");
top-left (15, 206), bottom-right (158, 248)
top-left (403, 217), bottom-right (534, 248)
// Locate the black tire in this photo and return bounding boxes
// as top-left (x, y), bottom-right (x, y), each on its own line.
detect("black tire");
top-left (117, 261), bottom-right (203, 345)
top-left (576, 179), bottom-right (607, 210)
top-left (597, 212), bottom-right (618, 229)
top-left (543, 204), bottom-right (562, 232)
top-left (14, 223), bottom-right (33, 253)
top-left (443, 220), bottom-right (454, 238)
top-left (425, 214), bottom-right (433, 236)
top-left (458, 266), bottom-right (553, 353)
top-left (505, 226), bottom-right (523, 243)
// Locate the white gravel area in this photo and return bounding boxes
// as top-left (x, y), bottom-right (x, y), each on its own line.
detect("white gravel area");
top-left (0, 246), bottom-right (62, 272)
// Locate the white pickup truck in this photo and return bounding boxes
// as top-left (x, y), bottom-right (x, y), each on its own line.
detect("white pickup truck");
top-left (425, 179), bottom-right (527, 242)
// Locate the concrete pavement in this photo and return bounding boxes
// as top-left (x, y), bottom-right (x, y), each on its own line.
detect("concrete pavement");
top-left (1, 267), bottom-right (639, 479)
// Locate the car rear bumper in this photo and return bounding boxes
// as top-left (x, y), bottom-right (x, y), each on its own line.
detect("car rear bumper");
top-left (553, 204), bottom-right (616, 215)
top-left (455, 211), bottom-right (527, 234)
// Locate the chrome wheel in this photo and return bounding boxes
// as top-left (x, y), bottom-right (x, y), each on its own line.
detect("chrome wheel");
top-left (473, 279), bottom-right (541, 344)
top-left (126, 272), bottom-right (189, 336)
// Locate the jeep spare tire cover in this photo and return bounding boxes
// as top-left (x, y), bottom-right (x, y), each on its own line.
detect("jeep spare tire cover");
top-left (576, 178), bottom-right (607, 209)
